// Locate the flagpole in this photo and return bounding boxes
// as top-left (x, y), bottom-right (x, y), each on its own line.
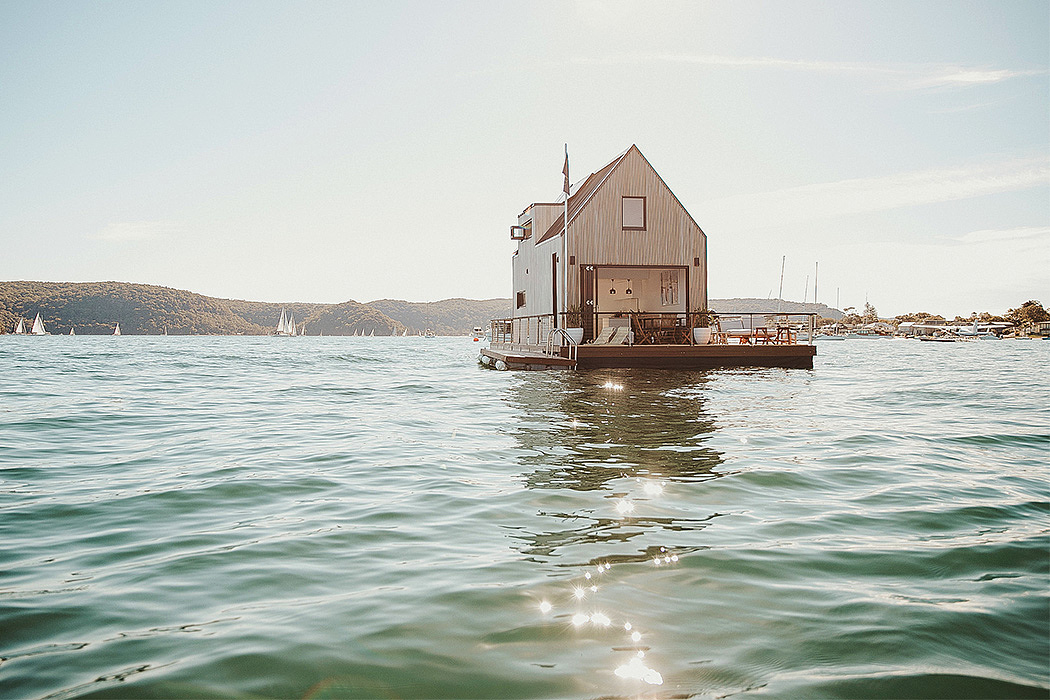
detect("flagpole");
top-left (561, 144), bottom-right (569, 330)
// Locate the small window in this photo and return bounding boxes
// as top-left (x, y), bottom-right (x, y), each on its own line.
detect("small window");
top-left (516, 291), bottom-right (526, 308)
top-left (622, 196), bottom-right (646, 230)
top-left (510, 220), bottom-right (532, 241)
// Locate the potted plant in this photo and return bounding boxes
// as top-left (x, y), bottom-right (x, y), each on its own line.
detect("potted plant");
top-left (564, 304), bottom-right (584, 344)
top-left (691, 308), bottom-right (713, 344)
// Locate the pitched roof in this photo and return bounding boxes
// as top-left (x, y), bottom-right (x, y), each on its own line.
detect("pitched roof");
top-left (537, 147), bottom-right (632, 244)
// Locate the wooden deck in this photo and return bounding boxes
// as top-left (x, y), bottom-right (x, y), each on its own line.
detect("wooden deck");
top-left (481, 342), bottom-right (815, 370)
top-left (479, 346), bottom-right (577, 371)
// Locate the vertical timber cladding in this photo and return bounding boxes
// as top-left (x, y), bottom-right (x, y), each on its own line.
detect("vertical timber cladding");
top-left (565, 148), bottom-right (707, 313)
top-left (516, 204), bottom-right (561, 319)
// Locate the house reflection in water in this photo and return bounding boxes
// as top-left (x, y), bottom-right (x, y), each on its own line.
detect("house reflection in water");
top-left (502, 369), bottom-right (726, 561)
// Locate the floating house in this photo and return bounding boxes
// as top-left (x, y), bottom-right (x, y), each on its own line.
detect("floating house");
top-left (480, 145), bottom-right (816, 370)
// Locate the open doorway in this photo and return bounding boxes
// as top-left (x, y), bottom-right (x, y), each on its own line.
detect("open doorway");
top-left (596, 266), bottom-right (686, 315)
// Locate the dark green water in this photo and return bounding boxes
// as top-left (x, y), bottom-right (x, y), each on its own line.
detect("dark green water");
top-left (1, 336), bottom-right (1047, 699)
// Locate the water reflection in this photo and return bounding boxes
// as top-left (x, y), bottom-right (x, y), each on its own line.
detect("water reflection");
top-left (503, 368), bottom-right (726, 562)
top-left (506, 368), bottom-right (724, 492)
top-left (504, 368), bottom-right (729, 694)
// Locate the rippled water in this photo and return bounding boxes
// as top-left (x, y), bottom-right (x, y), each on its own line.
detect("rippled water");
top-left (1, 336), bottom-right (1047, 699)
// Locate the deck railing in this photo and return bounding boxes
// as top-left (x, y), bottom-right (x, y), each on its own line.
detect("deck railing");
top-left (490, 314), bottom-right (555, 348)
top-left (491, 312), bottom-right (817, 347)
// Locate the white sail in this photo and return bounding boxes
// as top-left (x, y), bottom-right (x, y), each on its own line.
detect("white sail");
top-left (288, 313), bottom-right (297, 336)
top-left (69, 327), bottom-right (75, 335)
top-left (276, 309), bottom-right (288, 334)
top-left (113, 322), bottom-right (121, 336)
top-left (14, 318), bottom-right (25, 334)
top-left (31, 313), bottom-right (47, 335)
top-left (369, 328), bottom-right (374, 337)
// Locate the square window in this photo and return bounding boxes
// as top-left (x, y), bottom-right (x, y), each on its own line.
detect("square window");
top-left (516, 291), bottom-right (526, 308)
top-left (622, 197), bottom-right (646, 230)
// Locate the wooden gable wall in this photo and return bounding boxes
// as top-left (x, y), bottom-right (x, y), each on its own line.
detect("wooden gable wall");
top-left (566, 147), bottom-right (707, 311)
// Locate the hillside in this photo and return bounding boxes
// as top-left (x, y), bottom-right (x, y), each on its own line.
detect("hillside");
top-left (710, 298), bottom-right (843, 320)
top-left (0, 281), bottom-right (267, 335)
top-left (368, 298), bottom-right (512, 336)
top-left (0, 282), bottom-right (840, 336)
top-left (0, 281), bottom-right (507, 335)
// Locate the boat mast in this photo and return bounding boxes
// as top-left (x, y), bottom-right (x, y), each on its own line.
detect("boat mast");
top-left (777, 255), bottom-right (785, 314)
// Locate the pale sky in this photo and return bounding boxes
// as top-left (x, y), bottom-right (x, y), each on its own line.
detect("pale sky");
top-left (1, 0), bottom-right (1047, 317)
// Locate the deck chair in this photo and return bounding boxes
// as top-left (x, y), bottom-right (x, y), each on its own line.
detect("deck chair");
top-left (592, 327), bottom-right (616, 344)
top-left (610, 326), bottom-right (630, 345)
top-left (710, 316), bottom-right (727, 344)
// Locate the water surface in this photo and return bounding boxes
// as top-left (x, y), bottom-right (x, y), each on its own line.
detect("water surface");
top-left (1, 336), bottom-right (1047, 698)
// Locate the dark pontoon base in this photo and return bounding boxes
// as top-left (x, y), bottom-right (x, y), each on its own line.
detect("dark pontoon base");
top-left (481, 343), bottom-right (815, 371)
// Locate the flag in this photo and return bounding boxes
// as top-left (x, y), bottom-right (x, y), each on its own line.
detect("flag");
top-left (562, 145), bottom-right (570, 197)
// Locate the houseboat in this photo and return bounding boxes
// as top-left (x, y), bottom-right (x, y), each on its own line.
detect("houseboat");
top-left (480, 145), bottom-right (816, 370)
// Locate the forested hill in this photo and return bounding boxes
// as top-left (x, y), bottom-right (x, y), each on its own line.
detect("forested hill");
top-left (0, 282), bottom-right (838, 336)
top-left (368, 298), bottom-right (512, 336)
top-left (709, 298), bottom-right (843, 319)
top-left (0, 281), bottom-right (512, 335)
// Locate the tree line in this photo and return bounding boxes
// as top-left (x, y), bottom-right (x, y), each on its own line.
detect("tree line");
top-left (830, 300), bottom-right (1048, 331)
top-left (0, 281), bottom-right (512, 336)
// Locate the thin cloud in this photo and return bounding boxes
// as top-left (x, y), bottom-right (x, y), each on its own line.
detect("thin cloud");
top-left (948, 225), bottom-right (1050, 245)
top-left (93, 221), bottom-right (180, 242)
top-left (703, 157), bottom-right (1050, 230)
top-left (573, 53), bottom-right (1046, 89)
top-left (906, 67), bottom-right (1046, 89)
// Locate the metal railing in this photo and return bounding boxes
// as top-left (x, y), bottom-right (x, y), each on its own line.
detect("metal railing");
top-left (490, 312), bottom-right (817, 347)
top-left (490, 314), bottom-right (555, 347)
top-left (703, 312), bottom-right (816, 345)
top-left (546, 328), bottom-right (578, 365)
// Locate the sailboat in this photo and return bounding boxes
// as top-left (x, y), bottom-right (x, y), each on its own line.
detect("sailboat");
top-left (13, 317), bottom-right (26, 334)
top-left (31, 313), bottom-right (49, 335)
top-left (69, 327), bottom-right (75, 335)
top-left (401, 329), bottom-right (408, 337)
top-left (113, 322), bottom-right (121, 336)
top-left (273, 308), bottom-right (298, 336)
top-left (369, 328), bottom-right (375, 337)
